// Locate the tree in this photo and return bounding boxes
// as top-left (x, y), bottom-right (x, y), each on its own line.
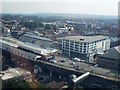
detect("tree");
top-left (22, 21), bottom-right (44, 29)
top-left (2, 79), bottom-right (30, 89)
top-left (44, 24), bottom-right (52, 30)
top-left (52, 25), bottom-right (58, 32)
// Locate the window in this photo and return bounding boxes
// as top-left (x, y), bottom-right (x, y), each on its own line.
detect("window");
top-left (66, 43), bottom-right (69, 45)
top-left (65, 44), bottom-right (69, 47)
top-left (80, 48), bottom-right (82, 50)
top-left (75, 49), bottom-right (79, 52)
top-left (65, 47), bottom-right (69, 49)
top-left (66, 40), bottom-right (69, 42)
top-left (80, 43), bottom-right (83, 45)
top-left (80, 50), bottom-right (82, 52)
top-left (75, 43), bottom-right (79, 47)
top-left (83, 51), bottom-right (86, 53)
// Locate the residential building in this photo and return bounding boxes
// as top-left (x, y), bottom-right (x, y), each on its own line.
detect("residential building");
top-left (58, 35), bottom-right (110, 63)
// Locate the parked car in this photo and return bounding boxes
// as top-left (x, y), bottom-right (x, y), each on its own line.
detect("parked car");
top-left (73, 57), bottom-right (81, 62)
top-left (50, 60), bottom-right (57, 63)
top-left (70, 62), bottom-right (75, 65)
top-left (60, 60), bottom-right (67, 62)
top-left (94, 64), bottom-right (99, 67)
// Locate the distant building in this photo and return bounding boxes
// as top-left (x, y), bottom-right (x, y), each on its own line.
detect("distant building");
top-left (58, 35), bottom-right (110, 63)
top-left (96, 45), bottom-right (120, 70)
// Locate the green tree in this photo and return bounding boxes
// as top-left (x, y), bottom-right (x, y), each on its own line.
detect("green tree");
top-left (44, 24), bottom-right (52, 30)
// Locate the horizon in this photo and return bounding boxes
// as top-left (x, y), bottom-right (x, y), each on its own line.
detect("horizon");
top-left (1, 12), bottom-right (117, 17)
top-left (2, 1), bottom-right (118, 16)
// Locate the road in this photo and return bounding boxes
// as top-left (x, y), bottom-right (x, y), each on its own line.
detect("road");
top-left (51, 55), bottom-right (120, 81)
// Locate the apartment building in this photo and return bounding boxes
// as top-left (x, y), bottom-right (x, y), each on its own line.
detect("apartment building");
top-left (58, 35), bottom-right (110, 63)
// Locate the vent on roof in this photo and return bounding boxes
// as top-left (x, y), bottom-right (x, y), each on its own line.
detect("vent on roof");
top-left (80, 38), bottom-right (84, 41)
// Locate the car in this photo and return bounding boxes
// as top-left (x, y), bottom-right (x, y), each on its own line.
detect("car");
top-left (94, 64), bottom-right (98, 67)
top-left (75, 68), bottom-right (81, 71)
top-left (50, 60), bottom-right (57, 63)
top-left (73, 65), bottom-right (81, 70)
top-left (73, 65), bottom-right (79, 68)
top-left (73, 57), bottom-right (81, 62)
top-left (60, 60), bottom-right (67, 62)
top-left (91, 84), bottom-right (102, 88)
top-left (70, 62), bottom-right (75, 65)
top-left (80, 60), bottom-right (85, 62)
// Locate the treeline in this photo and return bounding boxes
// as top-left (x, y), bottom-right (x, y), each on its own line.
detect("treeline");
top-left (21, 21), bottom-right (57, 30)
top-left (21, 21), bottom-right (44, 29)
top-left (2, 14), bottom-right (66, 22)
top-left (2, 14), bottom-right (60, 30)
top-left (2, 79), bottom-right (47, 89)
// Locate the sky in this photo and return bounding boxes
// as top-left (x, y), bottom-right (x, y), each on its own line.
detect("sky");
top-left (1, 0), bottom-right (119, 16)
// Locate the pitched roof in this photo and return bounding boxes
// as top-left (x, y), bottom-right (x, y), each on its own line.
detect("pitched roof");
top-left (100, 45), bottom-right (120, 60)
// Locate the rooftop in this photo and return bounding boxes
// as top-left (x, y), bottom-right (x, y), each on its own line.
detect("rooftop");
top-left (23, 34), bottom-right (52, 42)
top-left (58, 35), bottom-right (108, 42)
top-left (100, 45), bottom-right (120, 60)
top-left (0, 68), bottom-right (31, 80)
top-left (0, 37), bottom-right (58, 55)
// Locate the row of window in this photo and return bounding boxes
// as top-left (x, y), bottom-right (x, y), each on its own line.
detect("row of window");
top-left (100, 61), bottom-right (116, 65)
top-left (63, 44), bottom-right (90, 49)
top-left (63, 41), bottom-right (88, 45)
top-left (17, 47), bottom-right (41, 55)
top-left (62, 39), bottom-right (106, 48)
top-left (2, 45), bottom-right (36, 60)
top-left (63, 45), bottom-right (89, 50)
top-left (63, 43), bottom-right (99, 49)
top-left (63, 42), bottom-right (89, 47)
top-left (62, 47), bottom-right (88, 53)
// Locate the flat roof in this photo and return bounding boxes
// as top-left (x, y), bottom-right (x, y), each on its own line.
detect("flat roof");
top-left (1, 68), bottom-right (31, 80)
top-left (0, 37), bottom-right (19, 48)
top-left (58, 35), bottom-right (108, 43)
top-left (24, 34), bottom-right (52, 42)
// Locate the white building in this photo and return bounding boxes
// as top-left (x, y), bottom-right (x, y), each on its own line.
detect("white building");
top-left (58, 35), bottom-right (110, 63)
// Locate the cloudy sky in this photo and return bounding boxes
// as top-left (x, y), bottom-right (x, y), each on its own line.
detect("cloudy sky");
top-left (1, 0), bottom-right (119, 16)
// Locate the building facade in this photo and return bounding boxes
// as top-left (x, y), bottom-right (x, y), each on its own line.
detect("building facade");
top-left (96, 45), bottom-right (120, 70)
top-left (58, 35), bottom-right (110, 63)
